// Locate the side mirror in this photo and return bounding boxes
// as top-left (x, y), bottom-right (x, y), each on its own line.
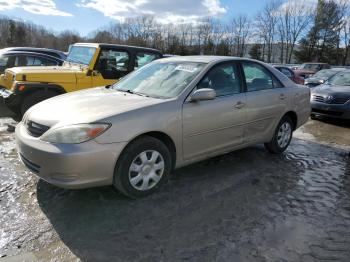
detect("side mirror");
top-left (87, 70), bottom-right (101, 77)
top-left (190, 88), bottom-right (216, 102)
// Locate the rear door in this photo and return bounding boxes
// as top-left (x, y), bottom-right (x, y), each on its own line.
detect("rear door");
top-left (241, 61), bottom-right (288, 143)
top-left (182, 61), bottom-right (246, 160)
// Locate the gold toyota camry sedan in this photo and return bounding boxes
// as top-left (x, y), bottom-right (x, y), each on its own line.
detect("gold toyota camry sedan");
top-left (16, 56), bottom-right (311, 198)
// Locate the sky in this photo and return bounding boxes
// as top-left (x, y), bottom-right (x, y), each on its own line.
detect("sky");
top-left (0, 0), bottom-right (292, 36)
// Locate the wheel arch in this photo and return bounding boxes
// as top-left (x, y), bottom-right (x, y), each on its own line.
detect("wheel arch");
top-left (17, 83), bottom-right (67, 96)
top-left (125, 131), bottom-right (177, 170)
top-left (284, 111), bottom-right (298, 130)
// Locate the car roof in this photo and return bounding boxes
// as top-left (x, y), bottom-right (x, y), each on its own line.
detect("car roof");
top-left (274, 65), bottom-right (291, 69)
top-left (0, 51), bottom-right (63, 61)
top-left (328, 68), bottom-right (347, 70)
top-left (156, 55), bottom-right (254, 63)
top-left (73, 43), bottom-right (162, 54)
top-left (302, 62), bottom-right (328, 65)
top-left (0, 47), bottom-right (66, 57)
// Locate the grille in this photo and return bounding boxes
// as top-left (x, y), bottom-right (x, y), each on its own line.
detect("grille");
top-left (333, 97), bottom-right (350, 104)
top-left (26, 121), bottom-right (50, 137)
top-left (312, 95), bottom-right (350, 105)
top-left (20, 154), bottom-right (41, 173)
top-left (313, 95), bottom-right (325, 103)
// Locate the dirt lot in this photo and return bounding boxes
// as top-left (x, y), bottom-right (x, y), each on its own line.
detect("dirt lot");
top-left (0, 101), bottom-right (350, 262)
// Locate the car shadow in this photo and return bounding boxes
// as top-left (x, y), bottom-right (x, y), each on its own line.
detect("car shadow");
top-left (36, 140), bottom-right (327, 261)
top-left (0, 98), bottom-right (16, 118)
top-left (312, 115), bottom-right (350, 128)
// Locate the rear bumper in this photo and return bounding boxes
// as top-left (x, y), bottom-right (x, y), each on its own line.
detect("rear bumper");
top-left (311, 101), bottom-right (350, 119)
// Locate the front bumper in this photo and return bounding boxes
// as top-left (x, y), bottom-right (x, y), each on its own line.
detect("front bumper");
top-left (0, 87), bottom-right (13, 99)
top-left (311, 101), bottom-right (350, 119)
top-left (15, 122), bottom-right (128, 189)
top-left (0, 87), bottom-right (21, 114)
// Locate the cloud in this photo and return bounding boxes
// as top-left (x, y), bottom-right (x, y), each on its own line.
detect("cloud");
top-left (275, 0), bottom-right (350, 17)
top-left (0, 0), bottom-right (72, 16)
top-left (78, 0), bottom-right (227, 23)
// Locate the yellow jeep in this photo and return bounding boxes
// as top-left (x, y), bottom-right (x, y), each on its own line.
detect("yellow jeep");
top-left (0, 43), bottom-right (162, 116)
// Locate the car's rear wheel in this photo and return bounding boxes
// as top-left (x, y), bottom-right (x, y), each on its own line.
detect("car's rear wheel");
top-left (20, 90), bottom-right (58, 116)
top-left (264, 116), bottom-right (293, 154)
top-left (113, 136), bottom-right (172, 198)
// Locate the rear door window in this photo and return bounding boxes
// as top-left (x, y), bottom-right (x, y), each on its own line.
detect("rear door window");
top-left (0, 55), bottom-right (9, 72)
top-left (280, 68), bottom-right (293, 78)
top-left (135, 52), bottom-right (160, 70)
top-left (242, 62), bottom-right (283, 91)
top-left (22, 56), bottom-right (58, 66)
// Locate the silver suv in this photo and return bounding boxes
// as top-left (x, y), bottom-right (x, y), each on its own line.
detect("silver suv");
top-left (16, 56), bottom-right (311, 198)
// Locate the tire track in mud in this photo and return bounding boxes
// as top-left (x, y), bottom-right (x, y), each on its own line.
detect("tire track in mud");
top-left (258, 144), bottom-right (350, 262)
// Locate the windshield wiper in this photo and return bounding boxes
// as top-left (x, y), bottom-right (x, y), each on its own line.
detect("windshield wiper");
top-left (66, 58), bottom-right (84, 65)
top-left (116, 89), bottom-right (149, 97)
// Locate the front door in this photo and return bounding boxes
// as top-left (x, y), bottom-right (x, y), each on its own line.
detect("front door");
top-left (92, 48), bottom-right (131, 87)
top-left (182, 62), bottom-right (246, 160)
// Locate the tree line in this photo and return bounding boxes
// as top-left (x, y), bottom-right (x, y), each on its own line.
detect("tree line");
top-left (0, 0), bottom-right (349, 65)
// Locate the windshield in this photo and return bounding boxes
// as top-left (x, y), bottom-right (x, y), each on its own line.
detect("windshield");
top-left (300, 64), bottom-right (321, 70)
top-left (66, 46), bottom-right (96, 65)
top-left (112, 61), bottom-right (206, 98)
top-left (313, 69), bottom-right (338, 78)
top-left (327, 72), bottom-right (350, 86)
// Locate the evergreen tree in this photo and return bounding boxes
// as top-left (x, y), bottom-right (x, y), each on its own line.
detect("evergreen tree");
top-left (216, 40), bottom-right (230, 56)
top-left (249, 44), bottom-right (262, 60)
top-left (294, 0), bottom-right (342, 64)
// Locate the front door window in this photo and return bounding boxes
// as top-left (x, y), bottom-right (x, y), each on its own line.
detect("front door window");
top-left (96, 49), bottom-right (130, 79)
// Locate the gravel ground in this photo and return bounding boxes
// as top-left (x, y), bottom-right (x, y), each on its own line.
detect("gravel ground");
top-left (0, 101), bottom-right (350, 262)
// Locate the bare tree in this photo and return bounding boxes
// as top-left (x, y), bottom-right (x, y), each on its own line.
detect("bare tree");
top-left (277, 1), bottom-right (313, 63)
top-left (256, 1), bottom-right (280, 63)
top-left (228, 14), bottom-right (251, 57)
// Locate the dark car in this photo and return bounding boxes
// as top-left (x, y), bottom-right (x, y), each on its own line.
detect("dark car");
top-left (274, 66), bottom-right (304, 85)
top-left (0, 47), bottom-right (66, 60)
top-left (305, 68), bottom-right (345, 88)
top-left (311, 70), bottom-right (350, 119)
top-left (295, 63), bottom-right (331, 80)
top-left (0, 51), bottom-right (64, 74)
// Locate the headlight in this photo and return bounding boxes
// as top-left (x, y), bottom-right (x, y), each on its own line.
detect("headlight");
top-left (40, 123), bottom-right (110, 144)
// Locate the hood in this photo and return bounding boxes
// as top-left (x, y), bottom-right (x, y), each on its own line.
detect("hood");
top-left (294, 69), bottom-right (317, 77)
top-left (305, 77), bottom-right (326, 84)
top-left (312, 84), bottom-right (350, 96)
top-left (26, 87), bottom-right (164, 127)
top-left (295, 69), bottom-right (316, 74)
top-left (7, 65), bottom-right (85, 83)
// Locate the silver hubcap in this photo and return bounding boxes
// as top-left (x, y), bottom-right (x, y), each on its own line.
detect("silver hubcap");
top-left (128, 150), bottom-right (165, 191)
top-left (277, 122), bottom-right (292, 148)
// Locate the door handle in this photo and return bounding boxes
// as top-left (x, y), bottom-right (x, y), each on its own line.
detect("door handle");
top-left (279, 94), bottom-right (286, 100)
top-left (234, 101), bottom-right (246, 109)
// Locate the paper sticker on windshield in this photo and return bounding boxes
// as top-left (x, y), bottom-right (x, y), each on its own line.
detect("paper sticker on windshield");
top-left (175, 65), bottom-right (199, 73)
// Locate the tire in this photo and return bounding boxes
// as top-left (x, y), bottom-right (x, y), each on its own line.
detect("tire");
top-left (113, 136), bottom-right (172, 198)
top-left (20, 90), bottom-right (59, 116)
top-left (310, 114), bottom-right (317, 120)
top-left (264, 116), bottom-right (294, 154)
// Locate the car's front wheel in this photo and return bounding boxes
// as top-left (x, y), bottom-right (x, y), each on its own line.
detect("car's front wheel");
top-left (264, 116), bottom-right (293, 154)
top-left (113, 136), bottom-right (172, 198)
